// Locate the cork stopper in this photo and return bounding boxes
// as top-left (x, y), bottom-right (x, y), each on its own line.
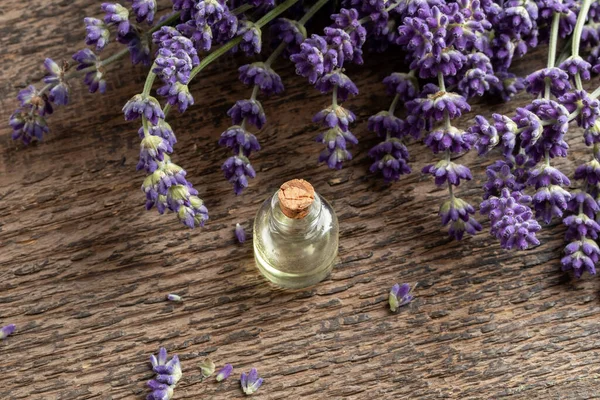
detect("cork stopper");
top-left (278, 179), bottom-right (315, 219)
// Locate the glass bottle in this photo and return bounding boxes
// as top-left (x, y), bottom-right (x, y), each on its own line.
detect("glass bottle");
top-left (253, 179), bottom-right (339, 289)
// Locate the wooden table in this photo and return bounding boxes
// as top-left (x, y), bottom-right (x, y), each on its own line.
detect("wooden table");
top-left (2, 1), bottom-right (600, 399)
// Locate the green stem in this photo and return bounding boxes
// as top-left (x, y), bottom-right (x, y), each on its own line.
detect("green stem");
top-left (437, 72), bottom-right (446, 92)
top-left (388, 93), bottom-right (400, 114)
top-left (299, 0), bottom-right (330, 25)
top-left (255, 0), bottom-right (300, 27)
top-left (250, 84), bottom-right (259, 100)
top-left (572, 0), bottom-right (592, 58)
top-left (231, 4), bottom-right (254, 15)
top-left (142, 63), bottom-right (157, 96)
top-left (142, 116), bottom-right (150, 138)
top-left (592, 85), bottom-right (600, 100)
top-left (264, 42), bottom-right (287, 68)
top-left (148, 11), bottom-right (181, 34)
top-left (545, 12), bottom-right (561, 99)
top-left (332, 85), bottom-right (338, 107)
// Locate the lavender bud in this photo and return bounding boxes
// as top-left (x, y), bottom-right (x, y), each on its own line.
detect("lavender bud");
top-left (216, 364), bottom-right (233, 381)
top-left (0, 324), bottom-right (16, 340)
top-left (241, 368), bottom-right (263, 395)
top-left (166, 293), bottom-right (183, 302)
top-left (389, 283), bottom-right (413, 312)
top-left (235, 223), bottom-right (246, 243)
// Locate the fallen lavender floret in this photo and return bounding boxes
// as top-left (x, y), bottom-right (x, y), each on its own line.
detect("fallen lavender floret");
top-left (199, 357), bottom-right (215, 378)
top-left (0, 324), bottom-right (16, 340)
top-left (241, 368), bottom-right (263, 395)
top-left (389, 283), bottom-right (413, 312)
top-left (166, 293), bottom-right (183, 302)
top-left (216, 364), bottom-right (233, 382)
top-left (147, 347), bottom-right (182, 399)
top-left (235, 223), bottom-right (246, 243)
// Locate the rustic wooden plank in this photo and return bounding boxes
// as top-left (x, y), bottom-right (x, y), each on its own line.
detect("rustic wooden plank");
top-left (2, 1), bottom-right (600, 399)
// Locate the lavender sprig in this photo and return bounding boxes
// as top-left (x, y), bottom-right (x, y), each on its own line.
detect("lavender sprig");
top-left (147, 347), bottom-right (182, 399)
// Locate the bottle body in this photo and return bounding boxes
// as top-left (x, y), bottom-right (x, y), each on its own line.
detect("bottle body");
top-left (253, 191), bottom-right (338, 289)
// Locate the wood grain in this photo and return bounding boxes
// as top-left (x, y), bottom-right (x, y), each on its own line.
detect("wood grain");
top-left (1, 1), bottom-right (600, 399)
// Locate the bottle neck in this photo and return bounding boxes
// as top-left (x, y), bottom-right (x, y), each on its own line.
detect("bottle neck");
top-left (269, 191), bottom-right (322, 236)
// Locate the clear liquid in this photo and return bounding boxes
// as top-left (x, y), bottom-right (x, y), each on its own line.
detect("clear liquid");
top-left (253, 192), bottom-right (339, 289)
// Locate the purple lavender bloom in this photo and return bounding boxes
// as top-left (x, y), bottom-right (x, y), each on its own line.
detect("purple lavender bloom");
top-left (560, 90), bottom-right (599, 130)
top-left (9, 109), bottom-right (49, 144)
top-left (388, 283), bottom-right (413, 312)
top-left (153, 48), bottom-right (194, 86)
top-left (318, 147), bottom-right (353, 170)
top-left (439, 196), bottom-right (482, 240)
top-left (146, 380), bottom-right (174, 400)
top-left (483, 160), bottom-right (525, 199)
top-left (396, 13), bottom-right (434, 60)
top-left (219, 126), bottom-right (260, 155)
top-left (167, 293), bottom-right (183, 302)
top-left (369, 139), bottom-right (411, 182)
top-left (158, 83), bottom-right (194, 113)
top-left (117, 29), bottom-right (152, 65)
top-left (177, 21), bottom-right (213, 52)
top-left (130, 0), bottom-right (156, 23)
top-left (562, 238), bottom-right (599, 278)
top-left (316, 126), bottom-right (358, 169)
top-left (138, 135), bottom-right (173, 172)
top-left (527, 165), bottom-right (571, 189)
top-left (222, 155), bottom-right (256, 195)
top-left (213, 10), bottom-right (238, 44)
top-left (417, 49), bottom-right (466, 79)
top-left (324, 27), bottom-right (360, 66)
top-left (177, 195), bottom-right (209, 228)
top-left (574, 159), bottom-right (600, 186)
top-left (291, 35), bottom-right (337, 84)
top-left (237, 22), bottom-right (262, 55)
top-left (194, 0), bottom-right (226, 26)
top-left (235, 223), bottom-right (246, 243)
top-left (491, 72), bottom-right (525, 102)
top-left (84, 17), bottom-right (110, 51)
top-left (238, 63), bottom-right (284, 95)
top-left (43, 58), bottom-right (69, 106)
top-left (532, 184), bottom-right (571, 224)
top-left (72, 49), bottom-right (106, 93)
top-left (102, 3), bottom-right (130, 35)
top-left (422, 160), bottom-right (472, 186)
top-left (368, 112), bottom-right (404, 138)
top-left (525, 67), bottom-right (571, 97)
top-left (241, 368), bottom-right (263, 395)
top-left (458, 68), bottom-right (499, 98)
top-left (17, 85), bottom-right (53, 116)
top-left (138, 119), bottom-right (177, 147)
top-left (123, 94), bottom-right (165, 125)
top-left (480, 189), bottom-right (541, 250)
top-left (314, 71), bottom-right (358, 101)
top-left (272, 18), bottom-right (306, 55)
top-left (382, 72), bottom-right (418, 101)
top-left (564, 212), bottom-right (600, 241)
top-left (227, 100), bottom-right (266, 129)
top-left (559, 56), bottom-right (591, 81)
top-left (469, 115), bottom-right (499, 156)
top-left (423, 126), bottom-right (476, 155)
top-left (331, 8), bottom-right (366, 49)
top-left (566, 190), bottom-right (600, 220)
top-left (216, 364), bottom-right (233, 382)
top-left (172, 0), bottom-right (195, 20)
top-left (313, 105), bottom-right (355, 132)
top-left (0, 324), bottom-right (16, 340)
top-left (153, 27), bottom-right (199, 63)
top-left (521, 99), bottom-right (569, 162)
top-left (414, 91), bottom-right (470, 122)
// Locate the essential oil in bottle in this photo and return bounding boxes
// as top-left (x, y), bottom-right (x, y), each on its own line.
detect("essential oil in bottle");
top-left (253, 179), bottom-right (339, 289)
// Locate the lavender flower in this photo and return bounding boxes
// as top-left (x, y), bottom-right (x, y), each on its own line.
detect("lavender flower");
top-left (157, 83), bottom-right (194, 113)
top-left (123, 94), bottom-right (165, 125)
top-left (382, 72), bottom-right (418, 101)
top-left (0, 324), bottom-right (16, 340)
top-left (483, 160), bottom-right (525, 199)
top-left (314, 105), bottom-right (357, 169)
top-left (146, 381), bottom-right (174, 400)
top-left (422, 160), bottom-right (472, 186)
top-left (194, 0), bottom-right (226, 26)
top-left (423, 126), bottom-right (476, 155)
top-left (574, 159), bottom-right (600, 186)
top-left (166, 293), bottom-right (183, 302)
top-left (369, 139), bottom-right (411, 182)
top-left (17, 86), bottom-right (52, 116)
top-left (388, 283), bottom-right (413, 312)
top-left (562, 238), bottom-right (600, 278)
top-left (222, 155), bottom-right (256, 195)
top-left (331, 8), bottom-right (366, 50)
top-left (72, 49), bottom-right (106, 94)
top-left (177, 21), bottom-right (213, 52)
top-left (148, 347), bottom-right (182, 398)
top-left (199, 358), bottom-right (216, 377)
top-left (9, 109), bottom-right (49, 144)
top-left (560, 90), bottom-right (600, 130)
top-left (240, 368), bottom-right (263, 395)
top-left (238, 63), bottom-right (284, 95)
top-left (291, 35), bottom-right (336, 84)
top-left (84, 17), bottom-right (110, 51)
top-left (324, 27), bottom-right (359, 66)
top-left (313, 105), bottom-right (355, 132)
top-left (559, 55), bottom-right (592, 81)
top-left (219, 126), bottom-right (260, 155)
top-left (525, 67), bottom-right (571, 97)
top-left (273, 18), bottom-right (306, 55)
top-left (130, 0), bottom-right (157, 24)
top-left (315, 71), bottom-right (358, 101)
top-left (235, 223), bottom-right (246, 243)
top-left (439, 196), bottom-right (482, 240)
top-left (238, 22), bottom-right (262, 55)
top-left (43, 58), bottom-right (69, 106)
top-left (216, 364), bottom-right (233, 381)
top-left (469, 115), bottom-right (499, 156)
top-left (102, 3), bottom-right (131, 36)
top-left (480, 189), bottom-right (541, 250)
top-left (227, 100), bottom-right (266, 129)
top-left (117, 29), bottom-right (152, 65)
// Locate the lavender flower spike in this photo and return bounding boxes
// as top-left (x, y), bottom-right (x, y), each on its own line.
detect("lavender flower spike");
top-left (235, 223), bottom-right (246, 243)
top-left (199, 358), bottom-right (215, 378)
top-left (389, 283), bottom-right (413, 312)
top-left (216, 364), bottom-right (233, 382)
top-left (166, 293), bottom-right (183, 302)
top-left (0, 324), bottom-right (16, 340)
top-left (241, 368), bottom-right (263, 395)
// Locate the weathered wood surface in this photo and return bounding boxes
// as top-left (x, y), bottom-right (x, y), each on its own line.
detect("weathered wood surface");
top-left (2, 1), bottom-right (600, 399)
